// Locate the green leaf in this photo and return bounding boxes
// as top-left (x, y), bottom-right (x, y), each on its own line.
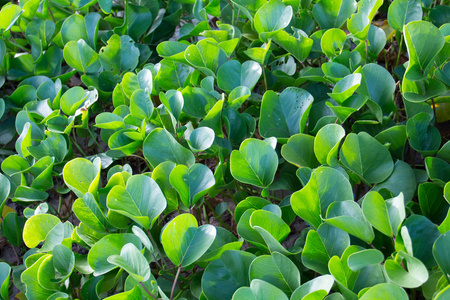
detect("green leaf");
top-left (27, 133), bottom-right (68, 163)
top-left (52, 245), bottom-right (75, 282)
top-left (185, 38), bottom-right (227, 77)
top-left (3, 212), bottom-right (24, 247)
top-left (291, 166), bottom-right (353, 229)
top-left (187, 127), bottom-right (215, 152)
top-left (328, 74), bottom-right (361, 104)
top-left (0, 262), bottom-right (11, 300)
top-left (419, 183), bottom-right (448, 224)
top-left (250, 210), bottom-right (291, 244)
top-left (232, 279), bottom-right (289, 300)
top-left (371, 160), bottom-right (416, 204)
top-left (114, 3), bottom-right (152, 41)
top-left (0, 4), bottom-right (22, 33)
top-left (161, 214), bottom-right (216, 267)
top-left (217, 60), bottom-right (262, 93)
top-left (425, 157), bottom-right (450, 186)
top-left (151, 161), bottom-right (178, 213)
top-left (374, 125), bottom-right (407, 161)
top-left (63, 40), bottom-right (101, 74)
top-left (160, 90), bottom-right (184, 122)
top-left (143, 128), bottom-right (195, 168)
top-left (362, 191), bottom-right (405, 237)
top-left (60, 14), bottom-right (88, 45)
top-left (281, 134), bottom-right (320, 168)
top-left (88, 233), bottom-right (142, 276)
top-left (22, 214), bottom-right (60, 248)
top-left (254, 0), bottom-right (293, 41)
top-left (130, 89), bottom-right (154, 121)
top-left (157, 41), bottom-right (189, 62)
top-left (404, 21), bottom-right (445, 81)
top-left (272, 30), bottom-right (313, 62)
top-left (406, 112), bottom-right (441, 156)
top-left (169, 163), bottom-right (215, 208)
top-left (357, 63), bottom-right (396, 117)
top-left (324, 200), bottom-right (374, 244)
top-left (15, 122), bottom-right (32, 158)
top-left (398, 214), bottom-right (441, 268)
top-left (181, 86), bottom-right (216, 118)
top-left (249, 252), bottom-right (300, 295)
top-left (21, 255), bottom-right (55, 299)
top-left (104, 286), bottom-right (142, 300)
top-left (340, 132), bottom-right (394, 184)
top-left (230, 138), bottom-right (278, 189)
top-left (259, 88), bottom-right (314, 139)
top-left (73, 193), bottom-right (110, 233)
top-left (291, 275), bottom-right (334, 300)
top-left (347, 0), bottom-right (382, 40)
top-left (99, 34), bottom-right (140, 74)
top-left (387, 0), bottom-right (422, 32)
top-left (314, 124), bottom-right (346, 166)
top-left (107, 243), bottom-right (150, 282)
top-left (60, 86), bottom-right (88, 116)
top-left (198, 227), bottom-right (243, 262)
top-left (384, 251), bottom-right (428, 288)
top-left (312, 0), bottom-right (356, 30)
top-left (107, 175), bottom-right (166, 230)
top-left (321, 29), bottom-right (347, 59)
top-left (433, 232), bottom-right (450, 283)
top-left (202, 250), bottom-right (256, 300)
top-left (122, 69), bottom-right (153, 98)
top-left (63, 157), bottom-right (101, 199)
top-left (347, 249), bottom-right (384, 271)
top-left (359, 283), bottom-right (408, 300)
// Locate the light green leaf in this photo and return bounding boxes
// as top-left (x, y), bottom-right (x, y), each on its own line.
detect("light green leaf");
top-left (161, 214), bottom-right (216, 267)
top-left (230, 138), bottom-right (278, 189)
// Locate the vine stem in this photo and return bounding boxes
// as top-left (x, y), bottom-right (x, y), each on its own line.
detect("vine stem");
top-left (170, 266), bottom-right (182, 300)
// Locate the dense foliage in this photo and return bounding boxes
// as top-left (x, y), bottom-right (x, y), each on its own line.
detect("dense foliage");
top-left (0, 0), bottom-right (449, 298)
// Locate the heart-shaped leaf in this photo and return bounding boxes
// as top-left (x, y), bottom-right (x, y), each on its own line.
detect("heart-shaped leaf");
top-left (340, 132), bottom-right (394, 184)
top-left (107, 243), bottom-right (150, 282)
top-left (202, 250), bottom-right (256, 300)
top-left (169, 163), bottom-right (215, 207)
top-left (230, 138), bottom-right (278, 189)
top-left (107, 175), bottom-right (166, 229)
top-left (324, 200), bottom-right (375, 244)
top-left (259, 88), bottom-right (314, 139)
top-left (254, 0), bottom-right (293, 41)
top-left (143, 128), bottom-right (195, 168)
top-left (217, 60), bottom-right (262, 92)
top-left (291, 166), bottom-right (353, 229)
top-left (161, 214), bottom-right (216, 267)
top-left (313, 0), bottom-right (356, 30)
top-left (249, 252), bottom-right (300, 295)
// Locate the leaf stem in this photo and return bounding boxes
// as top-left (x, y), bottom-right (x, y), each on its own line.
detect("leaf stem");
top-left (431, 97), bottom-right (437, 123)
top-left (147, 230), bottom-right (169, 269)
top-left (170, 266), bottom-right (182, 300)
top-left (394, 33), bottom-right (403, 70)
top-left (139, 282), bottom-right (156, 300)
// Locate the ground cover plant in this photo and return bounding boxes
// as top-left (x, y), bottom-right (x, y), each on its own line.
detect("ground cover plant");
top-left (0, 0), bottom-right (449, 298)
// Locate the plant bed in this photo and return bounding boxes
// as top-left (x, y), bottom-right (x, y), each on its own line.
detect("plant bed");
top-left (0, 0), bottom-right (449, 299)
